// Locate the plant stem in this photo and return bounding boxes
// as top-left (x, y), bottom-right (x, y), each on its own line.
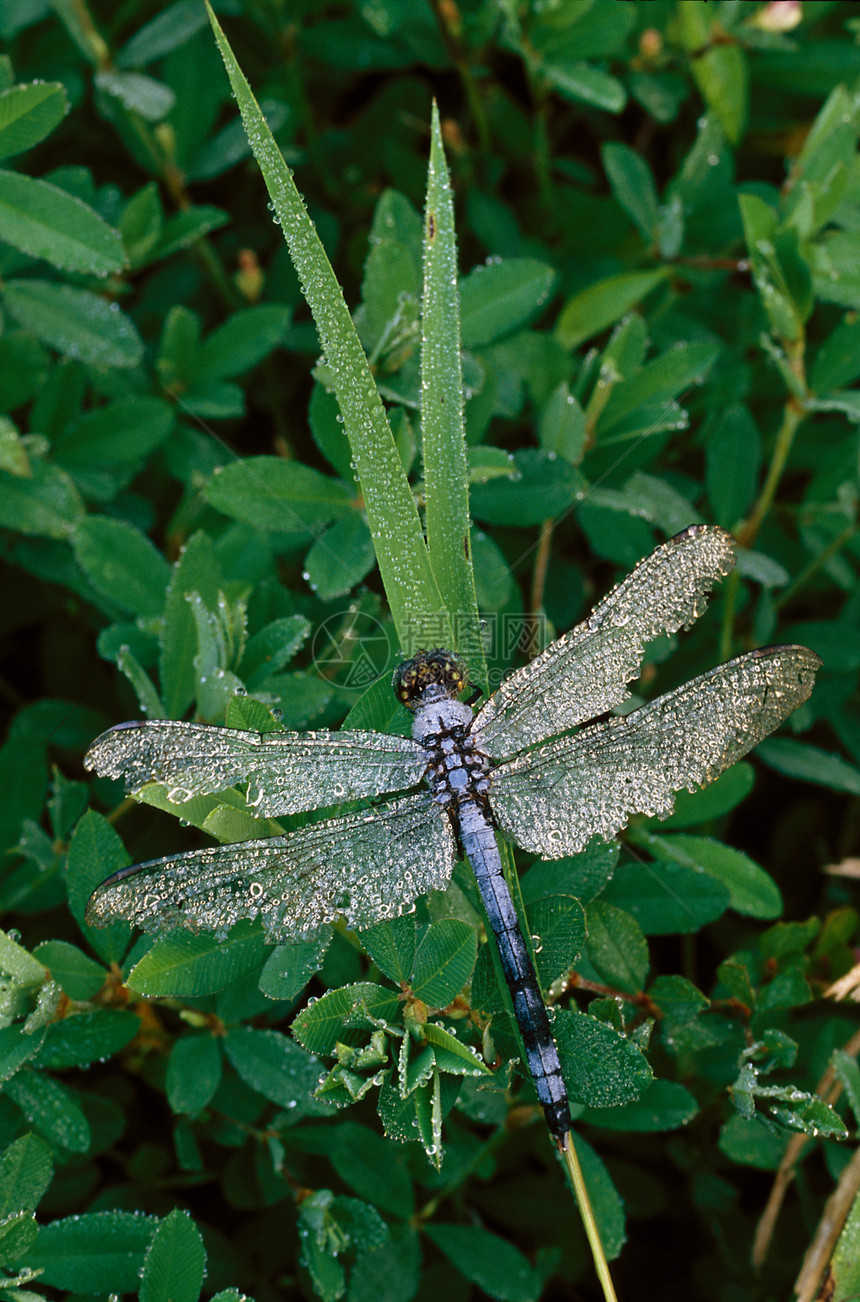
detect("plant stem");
top-left (736, 398), bottom-right (804, 549)
top-left (562, 1134), bottom-right (619, 1302)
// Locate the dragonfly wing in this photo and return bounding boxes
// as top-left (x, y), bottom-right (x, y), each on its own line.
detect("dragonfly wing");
top-left (474, 524), bottom-right (736, 758)
top-left (84, 721), bottom-right (427, 816)
top-left (86, 793), bottom-right (454, 942)
top-left (489, 646), bottom-right (820, 857)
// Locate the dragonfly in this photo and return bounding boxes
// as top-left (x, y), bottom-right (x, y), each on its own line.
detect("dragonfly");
top-left (85, 524), bottom-right (820, 1149)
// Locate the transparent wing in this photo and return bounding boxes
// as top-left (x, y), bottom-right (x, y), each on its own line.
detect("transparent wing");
top-left (84, 720), bottom-right (427, 816)
top-left (474, 524), bottom-right (736, 758)
top-left (86, 793), bottom-right (454, 942)
top-left (489, 646), bottom-right (820, 857)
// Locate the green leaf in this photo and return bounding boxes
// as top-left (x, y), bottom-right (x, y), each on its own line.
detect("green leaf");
top-left (0, 930), bottom-right (47, 985)
top-left (117, 1), bottom-right (209, 67)
top-left (128, 924), bottom-right (271, 997)
top-left (460, 258), bottom-right (556, 348)
top-left (190, 304), bottom-right (290, 381)
top-left (582, 901), bottom-right (649, 993)
top-left (33, 1009), bottom-right (140, 1070)
top-left (0, 82), bottom-right (67, 159)
top-left (5, 1071), bottom-right (90, 1153)
top-left (657, 762), bottom-right (755, 829)
top-left (554, 1008), bottom-right (653, 1107)
top-left (757, 739), bottom-right (860, 796)
top-left (527, 894), bottom-right (586, 989)
top-left (0, 459), bottom-right (84, 538)
top-left (649, 974), bottom-right (709, 1024)
top-left (538, 382), bottom-right (586, 463)
top-left (166, 1034), bottom-right (222, 1115)
top-left (159, 529), bottom-right (221, 718)
top-left (0, 1210), bottom-right (37, 1265)
top-left (598, 341), bottom-right (721, 432)
top-left (0, 1133), bottom-right (52, 1218)
top-left (570, 1133), bottom-right (626, 1260)
top-left (705, 403), bottom-right (761, 529)
top-left (555, 269), bottom-right (668, 349)
top-left (411, 919), bottom-right (477, 1007)
top-left (258, 932), bottom-right (331, 1002)
top-left (207, 4), bottom-right (450, 656)
top-left (602, 142), bottom-right (659, 242)
top-left (223, 1026), bottom-right (321, 1108)
top-left (644, 834), bottom-right (782, 920)
top-left (541, 59), bottom-right (626, 114)
top-left (0, 170), bottom-right (125, 274)
top-left (28, 1211), bottom-right (157, 1292)
top-left (810, 314), bottom-right (860, 394)
top-left (579, 1078), bottom-right (698, 1131)
top-left (359, 915), bottom-right (416, 985)
top-left (140, 1210), bottom-right (206, 1302)
top-left (56, 395), bottom-right (174, 468)
top-left (422, 1023), bottom-right (491, 1077)
top-left (95, 69), bottom-right (175, 121)
top-left (304, 511), bottom-right (376, 600)
top-left (33, 940), bottom-right (105, 1000)
top-left (677, 1), bottom-right (747, 144)
top-left (421, 104), bottom-right (485, 683)
top-left (72, 517), bottom-right (171, 618)
top-left (205, 455), bottom-right (352, 535)
top-left (66, 810), bottom-right (132, 964)
top-left (323, 1121), bottom-right (415, 1218)
top-left (424, 1223), bottom-right (542, 1302)
top-left (0, 1026), bottom-right (44, 1085)
top-left (470, 448), bottom-right (584, 526)
top-left (719, 1115), bottom-right (787, 1170)
top-left (3, 279), bottom-right (144, 368)
top-left (600, 858), bottom-right (730, 934)
top-left (291, 982), bottom-right (402, 1055)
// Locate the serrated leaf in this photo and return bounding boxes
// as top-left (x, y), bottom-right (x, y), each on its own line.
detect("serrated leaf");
top-left (422, 1023), bottom-right (491, 1077)
top-left (66, 810), bottom-right (132, 964)
top-left (27, 1211), bottom-right (157, 1292)
top-left (128, 923), bottom-right (270, 997)
top-left (292, 982), bottom-right (402, 1055)
top-left (5, 1071), bottom-right (90, 1153)
top-left (582, 901), bottom-right (649, 993)
top-left (139, 1210), bottom-right (206, 1302)
top-left (0, 1133), bottom-right (52, 1219)
top-left (32, 1009), bottom-right (140, 1070)
top-left (411, 919), bottom-right (477, 1007)
top-left (644, 834), bottom-right (782, 919)
top-left (554, 1008), bottom-right (653, 1107)
top-left (359, 915), bottom-right (416, 985)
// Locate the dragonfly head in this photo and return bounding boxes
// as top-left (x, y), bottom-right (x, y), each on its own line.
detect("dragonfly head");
top-left (393, 649), bottom-right (468, 711)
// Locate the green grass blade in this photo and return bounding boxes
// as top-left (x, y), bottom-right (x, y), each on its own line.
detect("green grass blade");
top-left (206, 4), bottom-right (451, 654)
top-left (421, 103), bottom-right (486, 692)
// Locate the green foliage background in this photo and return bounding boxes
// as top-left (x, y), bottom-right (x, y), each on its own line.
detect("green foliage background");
top-left (2, 1), bottom-right (860, 1299)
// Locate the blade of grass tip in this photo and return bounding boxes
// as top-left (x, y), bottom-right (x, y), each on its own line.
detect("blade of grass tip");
top-left (562, 1135), bottom-right (620, 1302)
top-left (205, 4), bottom-right (451, 657)
top-left (421, 102), bottom-right (487, 693)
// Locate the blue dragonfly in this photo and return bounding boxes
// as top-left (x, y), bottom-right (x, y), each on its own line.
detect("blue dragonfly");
top-left (85, 525), bottom-right (819, 1147)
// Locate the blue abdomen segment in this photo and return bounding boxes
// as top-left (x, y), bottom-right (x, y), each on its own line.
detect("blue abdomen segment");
top-left (459, 804), bottom-right (570, 1147)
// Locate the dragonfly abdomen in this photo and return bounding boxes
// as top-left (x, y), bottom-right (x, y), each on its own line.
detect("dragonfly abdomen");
top-left (458, 800), bottom-right (570, 1147)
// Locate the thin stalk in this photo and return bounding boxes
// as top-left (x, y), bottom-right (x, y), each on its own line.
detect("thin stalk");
top-left (737, 398), bottom-right (804, 550)
top-left (562, 1134), bottom-right (619, 1302)
top-left (774, 521), bottom-right (858, 611)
